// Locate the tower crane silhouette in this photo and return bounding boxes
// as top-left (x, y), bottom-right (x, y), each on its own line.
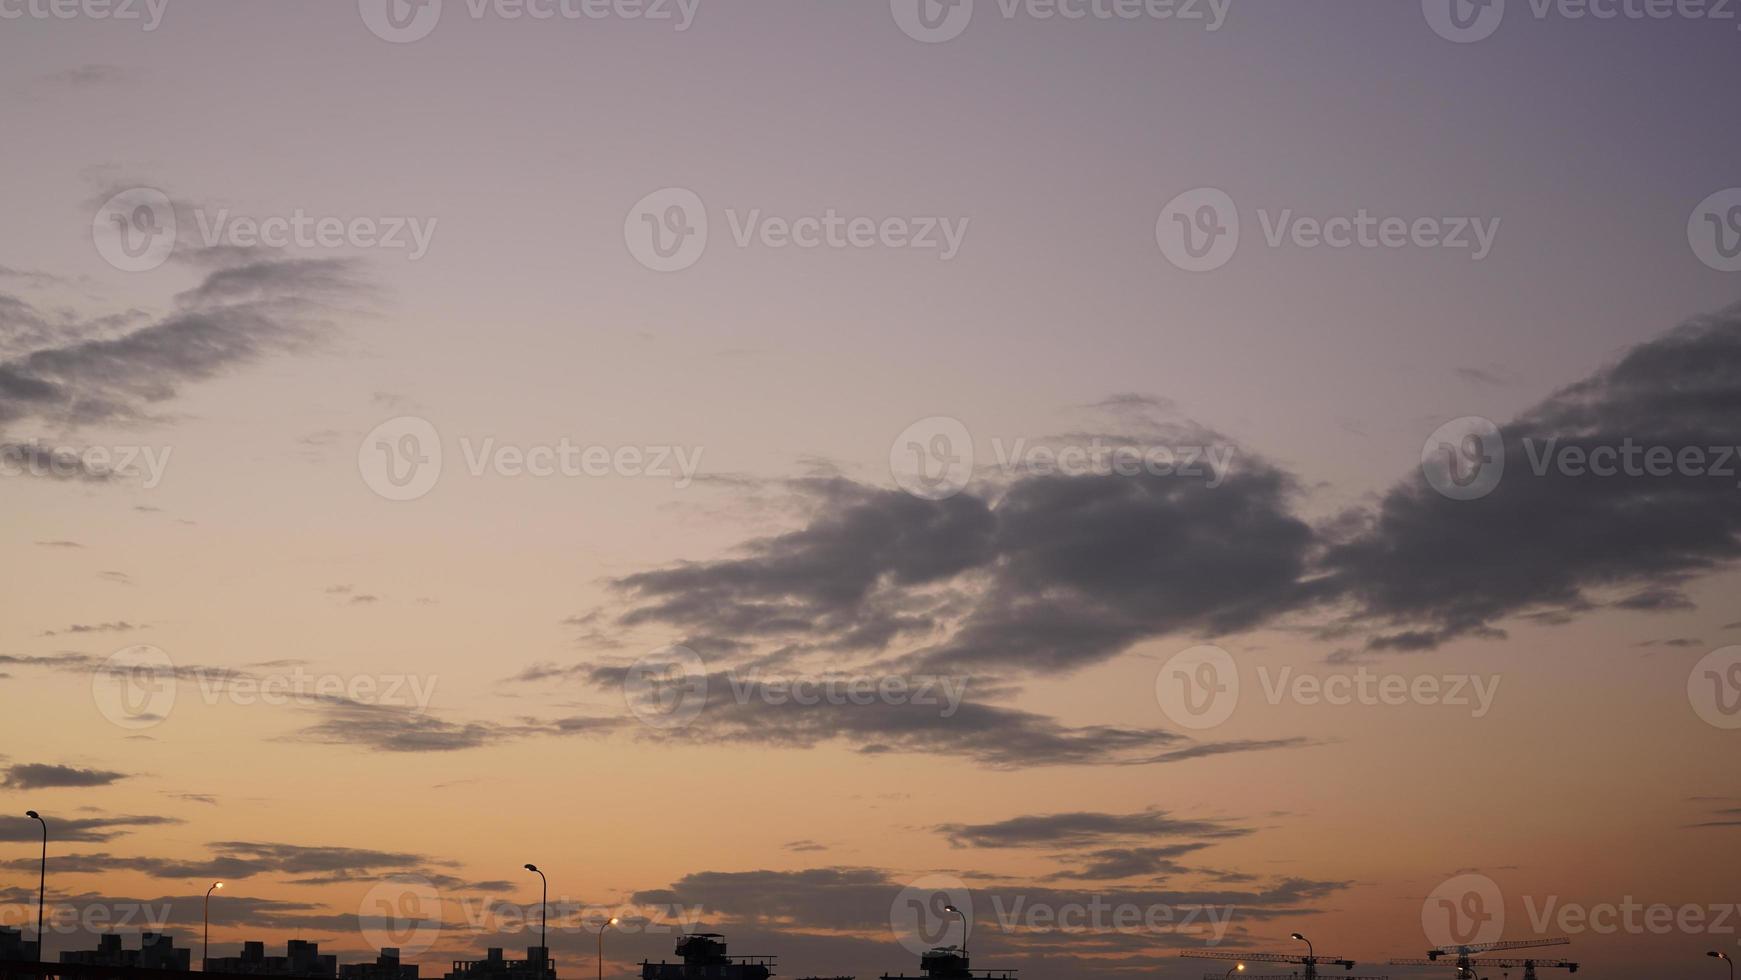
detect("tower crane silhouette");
top-left (1390, 938), bottom-right (1574, 980)
top-left (1182, 949), bottom-right (1383, 980)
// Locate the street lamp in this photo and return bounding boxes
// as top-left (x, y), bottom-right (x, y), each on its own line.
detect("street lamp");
top-left (204, 882), bottom-right (224, 971)
top-left (942, 903), bottom-right (970, 956)
top-left (25, 811), bottom-right (45, 963)
top-left (1710, 951), bottom-right (1733, 980)
top-left (1291, 932), bottom-right (1314, 961)
top-left (597, 917), bottom-right (618, 980)
top-left (524, 864), bottom-right (547, 979)
top-left (1225, 965), bottom-right (1247, 978)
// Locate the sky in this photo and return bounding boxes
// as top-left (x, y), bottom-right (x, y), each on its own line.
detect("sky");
top-left (2, 2), bottom-right (1740, 979)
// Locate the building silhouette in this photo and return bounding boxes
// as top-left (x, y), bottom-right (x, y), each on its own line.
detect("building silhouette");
top-left (442, 946), bottom-right (551, 980)
top-left (59, 934), bottom-right (190, 971)
top-left (207, 940), bottom-right (337, 977)
top-left (340, 949), bottom-right (417, 980)
top-left (639, 934), bottom-right (774, 980)
top-left (0, 927), bottom-right (39, 962)
top-left (878, 947), bottom-right (1014, 980)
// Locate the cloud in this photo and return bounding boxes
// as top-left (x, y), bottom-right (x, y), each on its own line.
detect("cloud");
top-left (0, 813), bottom-right (180, 842)
top-left (39, 621), bottom-right (139, 637)
top-left (599, 307), bottom-right (1741, 670)
top-left (936, 810), bottom-right (1248, 849)
top-left (631, 865), bottom-right (1350, 958)
top-left (281, 695), bottom-right (626, 753)
top-left (1, 763), bottom-right (130, 790)
top-left (913, 446), bottom-right (1315, 674)
top-left (0, 254), bottom-right (364, 430)
top-left (589, 665), bottom-right (1311, 769)
top-left (0, 840), bottom-right (456, 884)
top-left (1044, 843), bottom-right (1215, 880)
top-left (0, 442), bottom-right (119, 482)
top-left (282, 696), bottom-right (519, 753)
top-left (1322, 306), bottom-right (1741, 650)
top-left (614, 478), bottom-right (996, 653)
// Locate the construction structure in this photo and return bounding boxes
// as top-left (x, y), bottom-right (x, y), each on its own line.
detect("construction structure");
top-left (877, 946), bottom-right (1014, 980)
top-left (639, 934), bottom-right (774, 980)
top-left (1182, 933), bottom-right (1385, 980)
top-left (1390, 938), bottom-right (1576, 980)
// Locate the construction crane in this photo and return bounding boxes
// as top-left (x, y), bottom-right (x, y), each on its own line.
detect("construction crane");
top-left (1390, 938), bottom-right (1573, 980)
top-left (1389, 959), bottom-right (1575, 980)
top-left (1184, 950), bottom-right (1352, 979)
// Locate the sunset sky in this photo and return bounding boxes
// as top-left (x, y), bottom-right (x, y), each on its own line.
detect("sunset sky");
top-left (3, 3), bottom-right (1739, 980)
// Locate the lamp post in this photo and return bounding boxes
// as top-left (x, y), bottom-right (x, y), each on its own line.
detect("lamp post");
top-left (1710, 951), bottom-right (1733, 980)
top-left (942, 903), bottom-right (970, 956)
top-left (1225, 965), bottom-right (1247, 978)
top-left (1290, 933), bottom-right (1313, 960)
top-left (25, 811), bottom-right (45, 963)
top-left (203, 882), bottom-right (224, 971)
top-left (524, 864), bottom-right (547, 979)
top-left (597, 917), bottom-right (618, 980)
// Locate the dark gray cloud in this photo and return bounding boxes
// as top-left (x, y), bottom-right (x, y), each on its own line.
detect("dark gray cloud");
top-left (629, 865), bottom-right (1349, 972)
top-left (1044, 843), bottom-right (1214, 881)
top-left (1322, 306), bottom-right (1741, 650)
top-left (917, 454), bottom-right (1315, 674)
top-left (282, 694), bottom-right (627, 753)
top-left (1, 763), bottom-right (130, 790)
top-left (0, 813), bottom-right (180, 842)
top-left (610, 442), bottom-right (1313, 676)
top-left (615, 478), bottom-right (995, 653)
top-left (0, 255), bottom-right (363, 430)
top-left (603, 306), bottom-right (1741, 671)
top-left (936, 810), bottom-right (1247, 849)
top-left (39, 621), bottom-right (139, 637)
top-left (0, 442), bottom-right (119, 482)
top-left (592, 665), bottom-right (1311, 769)
top-left (282, 696), bottom-right (527, 753)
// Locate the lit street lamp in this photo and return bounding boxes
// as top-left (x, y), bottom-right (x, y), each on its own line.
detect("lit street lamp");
top-left (1225, 965), bottom-right (1247, 978)
top-left (204, 882), bottom-right (224, 971)
top-left (597, 917), bottom-right (618, 980)
top-left (942, 903), bottom-right (970, 956)
top-left (1291, 933), bottom-right (1314, 961)
top-left (25, 812), bottom-right (45, 963)
top-left (1710, 951), bottom-right (1733, 980)
top-left (524, 864), bottom-right (548, 979)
